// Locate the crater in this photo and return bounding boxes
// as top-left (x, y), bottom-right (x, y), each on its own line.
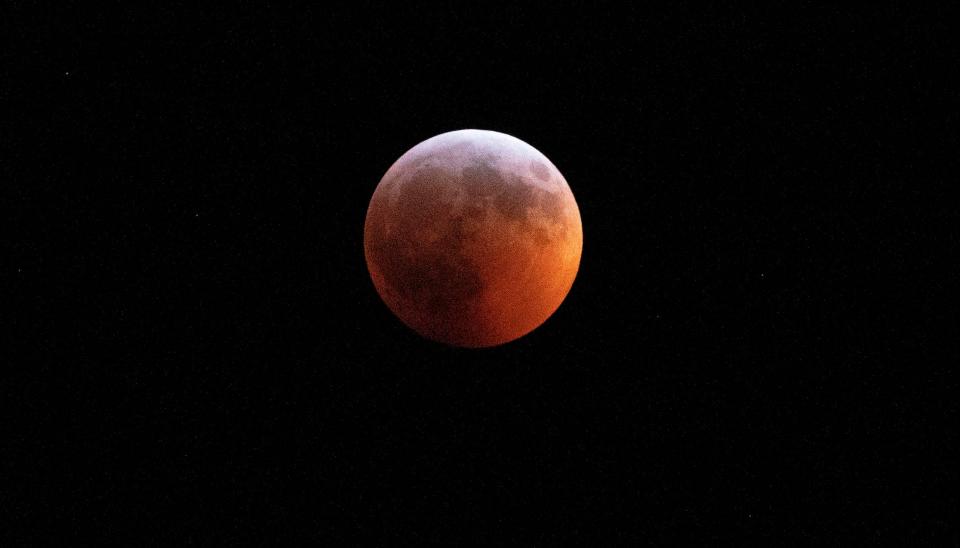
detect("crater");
top-left (461, 158), bottom-right (505, 198)
top-left (530, 160), bottom-right (552, 182)
top-left (493, 175), bottom-right (536, 222)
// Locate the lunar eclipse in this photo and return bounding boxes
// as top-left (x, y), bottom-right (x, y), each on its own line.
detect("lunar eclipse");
top-left (364, 129), bottom-right (583, 347)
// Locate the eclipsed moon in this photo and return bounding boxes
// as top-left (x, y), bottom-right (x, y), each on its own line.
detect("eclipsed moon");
top-left (364, 129), bottom-right (583, 348)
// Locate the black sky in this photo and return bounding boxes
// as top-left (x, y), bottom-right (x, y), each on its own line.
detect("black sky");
top-left (7, 4), bottom-right (954, 544)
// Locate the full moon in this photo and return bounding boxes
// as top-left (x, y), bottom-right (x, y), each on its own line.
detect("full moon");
top-left (364, 129), bottom-right (583, 348)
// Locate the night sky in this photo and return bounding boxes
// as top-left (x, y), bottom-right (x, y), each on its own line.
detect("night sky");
top-left (8, 4), bottom-right (953, 544)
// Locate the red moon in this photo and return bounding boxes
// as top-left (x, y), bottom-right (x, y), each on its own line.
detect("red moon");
top-left (364, 129), bottom-right (583, 348)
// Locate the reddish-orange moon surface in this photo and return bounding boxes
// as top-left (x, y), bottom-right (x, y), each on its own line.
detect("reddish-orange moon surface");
top-left (364, 129), bottom-right (583, 348)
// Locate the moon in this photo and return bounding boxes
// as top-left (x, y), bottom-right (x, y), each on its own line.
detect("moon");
top-left (364, 129), bottom-right (583, 348)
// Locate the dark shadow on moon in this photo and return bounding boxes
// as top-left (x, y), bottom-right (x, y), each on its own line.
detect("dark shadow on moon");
top-left (366, 165), bottom-right (489, 344)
